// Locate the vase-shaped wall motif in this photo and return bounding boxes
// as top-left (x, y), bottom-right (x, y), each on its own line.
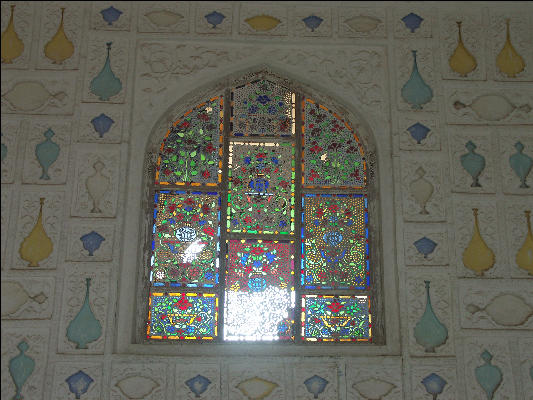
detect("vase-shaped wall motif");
top-left (462, 208), bottom-right (495, 276)
top-left (496, 19), bottom-right (525, 78)
top-left (509, 141), bottom-right (532, 188)
top-left (8, 341), bottom-right (35, 400)
top-left (86, 160), bottom-right (110, 213)
top-left (449, 21), bottom-right (477, 77)
top-left (89, 42), bottom-right (122, 101)
top-left (413, 280), bottom-right (448, 352)
top-left (460, 141), bottom-right (485, 187)
top-left (401, 50), bottom-right (433, 109)
top-left (516, 210), bottom-right (533, 275)
top-left (1, 5), bottom-right (24, 64)
top-left (66, 278), bottom-right (102, 349)
top-left (475, 350), bottom-right (503, 400)
top-left (44, 7), bottom-right (74, 64)
top-left (409, 167), bottom-right (434, 215)
top-left (35, 128), bottom-right (60, 180)
top-left (19, 198), bottom-right (54, 267)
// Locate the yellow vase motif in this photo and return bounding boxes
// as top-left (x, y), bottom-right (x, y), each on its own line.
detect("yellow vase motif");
top-left (1, 4), bottom-right (24, 64)
top-left (19, 198), bottom-right (54, 267)
top-left (516, 210), bottom-right (533, 275)
top-left (462, 208), bottom-right (495, 276)
top-left (44, 7), bottom-right (74, 64)
top-left (496, 19), bottom-right (525, 78)
top-left (449, 21), bottom-right (477, 77)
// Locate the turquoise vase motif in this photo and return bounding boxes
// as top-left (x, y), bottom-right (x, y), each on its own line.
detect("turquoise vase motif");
top-left (509, 141), bottom-right (532, 188)
top-left (401, 50), bottom-right (433, 110)
top-left (475, 350), bottom-right (503, 400)
top-left (35, 128), bottom-right (60, 180)
top-left (8, 341), bottom-right (35, 400)
top-left (90, 42), bottom-right (122, 101)
top-left (413, 281), bottom-right (448, 352)
top-left (460, 141), bottom-right (485, 187)
top-left (66, 278), bottom-right (102, 349)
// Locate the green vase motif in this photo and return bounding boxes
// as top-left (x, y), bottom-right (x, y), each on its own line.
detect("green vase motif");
top-left (89, 42), bottom-right (122, 101)
top-left (475, 350), bottom-right (502, 400)
top-left (509, 141), bottom-right (532, 188)
top-left (460, 141), bottom-right (485, 187)
top-left (35, 128), bottom-right (60, 180)
top-left (66, 278), bottom-right (102, 349)
top-left (413, 280), bottom-right (448, 352)
top-left (401, 50), bottom-right (433, 110)
top-left (8, 341), bottom-right (35, 400)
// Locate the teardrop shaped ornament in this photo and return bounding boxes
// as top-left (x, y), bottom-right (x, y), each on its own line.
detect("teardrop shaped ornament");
top-left (496, 19), bottom-right (525, 78)
top-left (413, 281), bottom-right (448, 352)
top-left (19, 197), bottom-right (54, 267)
top-left (449, 21), bottom-right (477, 77)
top-left (44, 8), bottom-right (74, 64)
top-left (401, 50), bottom-right (433, 109)
top-left (1, 5), bottom-right (24, 64)
top-left (66, 278), bottom-right (102, 349)
top-left (516, 210), bottom-right (533, 275)
top-left (89, 42), bottom-right (122, 101)
top-left (462, 208), bottom-right (495, 276)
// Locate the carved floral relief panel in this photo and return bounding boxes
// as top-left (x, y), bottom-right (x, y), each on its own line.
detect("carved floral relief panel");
top-left (111, 362), bottom-right (167, 400)
top-left (11, 188), bottom-right (65, 270)
top-left (461, 337), bottom-right (516, 400)
top-left (448, 126), bottom-right (497, 194)
top-left (22, 120), bottom-right (71, 185)
top-left (195, 3), bottom-right (232, 35)
top-left (0, 1), bottom-right (34, 69)
top-left (397, 114), bottom-right (440, 151)
top-left (346, 357), bottom-right (403, 399)
top-left (36, 2), bottom-right (84, 70)
top-left (77, 104), bottom-right (124, 144)
top-left (57, 264), bottom-right (110, 354)
top-left (91, 1), bottom-right (131, 31)
top-left (518, 338), bottom-right (533, 399)
top-left (489, 10), bottom-right (532, 81)
top-left (176, 362), bottom-right (220, 400)
top-left (338, 7), bottom-right (387, 38)
top-left (138, 1), bottom-right (190, 33)
top-left (403, 223), bottom-right (449, 266)
top-left (290, 7), bottom-right (332, 38)
top-left (498, 129), bottom-right (533, 195)
top-left (445, 88), bottom-right (533, 125)
top-left (504, 198), bottom-right (533, 278)
top-left (411, 360), bottom-right (458, 399)
top-left (239, 4), bottom-right (288, 36)
top-left (71, 145), bottom-right (120, 218)
top-left (1, 185), bottom-right (13, 267)
top-left (50, 362), bottom-right (102, 400)
top-left (66, 219), bottom-right (116, 262)
top-left (227, 362), bottom-right (286, 400)
top-left (439, 10), bottom-right (486, 80)
top-left (0, 327), bottom-right (49, 400)
top-left (291, 363), bottom-right (338, 400)
top-left (458, 279), bottom-right (533, 329)
top-left (1, 277), bottom-right (55, 320)
top-left (1, 118), bottom-right (21, 183)
top-left (393, 7), bottom-right (433, 38)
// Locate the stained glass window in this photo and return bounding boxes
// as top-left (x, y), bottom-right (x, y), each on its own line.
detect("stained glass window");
top-left (147, 78), bottom-right (375, 343)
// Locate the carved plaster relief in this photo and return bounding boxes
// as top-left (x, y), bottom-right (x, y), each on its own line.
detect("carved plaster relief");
top-left (228, 362), bottom-right (286, 400)
top-left (446, 88), bottom-right (533, 125)
top-left (1, 74), bottom-right (75, 115)
top-left (404, 224), bottom-right (449, 266)
top-left (91, 1), bottom-right (131, 31)
top-left (11, 189), bottom-right (65, 270)
top-left (1, 118), bottom-right (21, 183)
top-left (77, 104), bottom-right (124, 144)
top-left (66, 219), bottom-right (115, 262)
top-left (346, 357), bottom-right (403, 399)
top-left (71, 145), bottom-right (120, 218)
top-left (400, 153), bottom-right (446, 222)
top-left (338, 7), bottom-right (387, 38)
top-left (51, 362), bottom-right (102, 400)
top-left (518, 338), bottom-right (533, 399)
top-left (453, 196), bottom-right (504, 278)
top-left (462, 337), bottom-right (516, 400)
top-left (411, 360), bottom-right (458, 400)
top-left (0, 1), bottom-right (34, 69)
top-left (195, 3), bottom-right (232, 35)
top-left (290, 7), bottom-right (332, 38)
top-left (406, 269), bottom-right (454, 356)
top-left (0, 328), bottom-right (49, 400)
top-left (82, 36), bottom-right (129, 104)
top-left (489, 10), bottom-right (532, 81)
top-left (22, 120), bottom-right (71, 185)
top-left (498, 129), bottom-right (533, 195)
top-left (394, 7), bottom-right (433, 38)
top-left (504, 198), bottom-right (533, 278)
top-left (1, 277), bottom-right (54, 319)
top-left (439, 10), bottom-right (486, 80)
top-left (1, 185), bottom-right (13, 267)
top-left (397, 114), bottom-right (440, 151)
top-left (239, 4), bottom-right (288, 36)
top-left (459, 279), bottom-right (533, 329)
top-left (36, 2), bottom-right (84, 70)
top-left (176, 362), bottom-right (220, 400)
top-left (57, 264), bottom-right (110, 354)
top-left (111, 362), bottom-right (166, 400)
top-left (138, 1), bottom-right (190, 33)
top-left (448, 126), bottom-right (497, 194)
top-left (292, 363), bottom-right (338, 400)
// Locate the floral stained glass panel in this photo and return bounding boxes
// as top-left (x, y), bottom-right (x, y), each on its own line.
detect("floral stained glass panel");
top-left (302, 194), bottom-right (369, 290)
top-left (302, 295), bottom-right (370, 342)
top-left (232, 80), bottom-right (295, 137)
top-left (147, 292), bottom-right (218, 340)
top-left (224, 240), bottom-right (295, 341)
top-left (228, 142), bottom-right (295, 234)
top-left (152, 191), bottom-right (220, 287)
top-left (303, 99), bottom-right (366, 188)
top-left (156, 97), bottom-right (223, 185)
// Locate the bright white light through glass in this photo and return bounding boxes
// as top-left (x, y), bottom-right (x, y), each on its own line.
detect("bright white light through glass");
top-left (181, 239), bottom-right (206, 263)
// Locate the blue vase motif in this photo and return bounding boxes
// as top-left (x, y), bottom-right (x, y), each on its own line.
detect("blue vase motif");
top-left (90, 113), bottom-right (114, 138)
top-left (100, 6), bottom-right (122, 26)
top-left (66, 370), bottom-right (94, 399)
top-left (90, 42), bottom-right (122, 101)
top-left (460, 141), bottom-right (485, 187)
top-left (401, 12), bottom-right (424, 33)
top-left (80, 231), bottom-right (105, 256)
top-left (185, 374), bottom-right (211, 397)
top-left (413, 237), bottom-right (438, 259)
top-left (303, 375), bottom-right (329, 399)
top-left (204, 11), bottom-right (225, 28)
top-left (8, 341), bottom-right (35, 400)
top-left (302, 15), bottom-right (323, 32)
top-left (407, 122), bottom-right (431, 144)
top-left (413, 281), bottom-right (448, 352)
top-left (35, 128), bottom-right (60, 180)
top-left (401, 50), bottom-right (433, 110)
top-left (475, 350), bottom-right (503, 400)
top-left (509, 141), bottom-right (532, 188)
top-left (66, 278), bottom-right (102, 349)
top-left (421, 373), bottom-right (447, 399)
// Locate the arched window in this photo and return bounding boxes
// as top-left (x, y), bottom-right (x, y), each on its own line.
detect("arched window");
top-left (144, 75), bottom-right (380, 343)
